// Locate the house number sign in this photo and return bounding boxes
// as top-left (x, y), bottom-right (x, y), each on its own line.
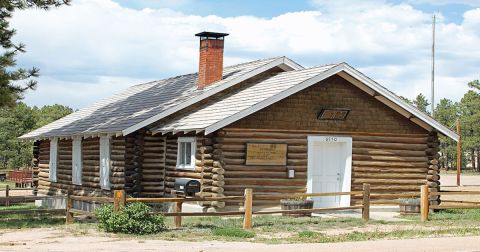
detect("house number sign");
top-left (246, 143), bottom-right (287, 166)
top-left (324, 136), bottom-right (338, 142)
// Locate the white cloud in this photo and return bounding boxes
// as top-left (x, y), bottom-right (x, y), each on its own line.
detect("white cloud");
top-left (11, 0), bottom-right (480, 110)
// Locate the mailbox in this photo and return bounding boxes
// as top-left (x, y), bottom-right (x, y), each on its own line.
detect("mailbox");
top-left (174, 178), bottom-right (201, 196)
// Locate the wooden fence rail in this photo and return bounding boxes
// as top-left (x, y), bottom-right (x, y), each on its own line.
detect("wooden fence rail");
top-left (107, 184), bottom-right (372, 229)
top-left (421, 185), bottom-right (480, 222)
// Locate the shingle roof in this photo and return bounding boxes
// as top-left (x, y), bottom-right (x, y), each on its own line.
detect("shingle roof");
top-left (152, 65), bottom-right (337, 133)
top-left (20, 57), bottom-right (290, 139)
top-left (152, 63), bottom-right (459, 141)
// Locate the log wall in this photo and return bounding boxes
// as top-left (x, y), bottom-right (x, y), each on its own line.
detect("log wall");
top-left (141, 134), bottom-right (166, 197)
top-left (111, 136), bottom-right (126, 190)
top-left (216, 128), bottom-right (439, 206)
top-left (37, 137), bottom-right (124, 197)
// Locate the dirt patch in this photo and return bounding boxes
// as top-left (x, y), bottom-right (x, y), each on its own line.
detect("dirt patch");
top-left (0, 228), bottom-right (480, 252)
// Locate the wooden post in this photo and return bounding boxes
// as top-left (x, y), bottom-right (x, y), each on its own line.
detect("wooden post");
top-left (66, 192), bottom-right (74, 224)
top-left (243, 188), bottom-right (253, 230)
top-left (362, 183), bottom-right (370, 222)
top-left (5, 185), bottom-right (9, 207)
top-left (456, 119), bottom-right (461, 186)
top-left (113, 190), bottom-right (126, 212)
top-left (421, 185), bottom-right (429, 222)
top-left (174, 201), bottom-right (183, 228)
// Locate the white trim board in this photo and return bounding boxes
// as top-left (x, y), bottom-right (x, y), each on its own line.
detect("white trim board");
top-left (204, 63), bottom-right (458, 141)
top-left (121, 57), bottom-right (304, 136)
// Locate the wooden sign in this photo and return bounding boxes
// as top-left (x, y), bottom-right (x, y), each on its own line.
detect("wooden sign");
top-left (246, 143), bottom-right (287, 166)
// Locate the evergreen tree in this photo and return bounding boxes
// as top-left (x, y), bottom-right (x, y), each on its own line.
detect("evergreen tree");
top-left (434, 98), bottom-right (459, 170)
top-left (0, 102), bottom-right (72, 169)
top-left (459, 89), bottom-right (480, 172)
top-left (0, 0), bottom-right (69, 107)
top-left (413, 93), bottom-right (430, 114)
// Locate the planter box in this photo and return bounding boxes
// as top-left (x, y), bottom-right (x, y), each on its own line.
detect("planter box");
top-left (399, 198), bottom-right (421, 215)
top-left (280, 199), bottom-right (314, 217)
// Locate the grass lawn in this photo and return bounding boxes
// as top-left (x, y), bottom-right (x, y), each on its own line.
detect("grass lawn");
top-left (0, 180), bottom-right (16, 190)
top-left (0, 203), bottom-right (65, 229)
top-left (1, 205), bottom-right (480, 244)
top-left (110, 209), bottom-right (480, 243)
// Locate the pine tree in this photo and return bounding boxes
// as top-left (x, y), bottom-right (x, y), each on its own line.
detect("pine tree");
top-left (0, 0), bottom-right (69, 107)
top-left (413, 93), bottom-right (430, 114)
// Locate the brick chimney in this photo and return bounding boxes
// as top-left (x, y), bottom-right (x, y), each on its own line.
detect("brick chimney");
top-left (195, 31), bottom-right (229, 89)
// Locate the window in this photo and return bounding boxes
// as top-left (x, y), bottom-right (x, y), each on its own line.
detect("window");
top-left (48, 138), bottom-right (58, 182)
top-left (176, 137), bottom-right (196, 169)
top-left (99, 136), bottom-right (111, 190)
top-left (72, 137), bottom-right (83, 185)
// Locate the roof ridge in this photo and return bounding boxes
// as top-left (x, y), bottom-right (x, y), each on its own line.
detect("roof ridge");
top-left (130, 57), bottom-right (284, 88)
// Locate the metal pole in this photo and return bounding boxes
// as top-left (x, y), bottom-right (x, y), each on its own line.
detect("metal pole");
top-left (457, 119), bottom-right (461, 186)
top-left (431, 14), bottom-right (436, 117)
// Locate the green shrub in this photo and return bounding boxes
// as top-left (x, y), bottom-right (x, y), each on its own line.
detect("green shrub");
top-left (95, 202), bottom-right (166, 235)
top-left (212, 227), bottom-right (255, 238)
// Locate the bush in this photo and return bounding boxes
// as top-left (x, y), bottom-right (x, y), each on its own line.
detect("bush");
top-left (95, 202), bottom-right (166, 235)
top-left (212, 227), bottom-right (255, 238)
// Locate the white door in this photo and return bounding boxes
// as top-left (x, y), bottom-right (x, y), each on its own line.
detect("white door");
top-left (307, 136), bottom-right (352, 208)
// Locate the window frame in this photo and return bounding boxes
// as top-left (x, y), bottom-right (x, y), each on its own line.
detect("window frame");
top-left (72, 137), bottom-right (83, 186)
top-left (99, 136), bottom-right (111, 190)
top-left (48, 138), bottom-right (58, 182)
top-left (176, 137), bottom-right (196, 170)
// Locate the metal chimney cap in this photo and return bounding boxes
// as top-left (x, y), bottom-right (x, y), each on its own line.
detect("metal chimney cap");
top-left (195, 31), bottom-right (229, 38)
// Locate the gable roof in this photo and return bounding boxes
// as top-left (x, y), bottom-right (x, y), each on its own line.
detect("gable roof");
top-left (152, 63), bottom-right (459, 141)
top-left (20, 56), bottom-right (302, 140)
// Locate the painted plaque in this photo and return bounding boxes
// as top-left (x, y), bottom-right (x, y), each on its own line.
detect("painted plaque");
top-left (246, 143), bottom-right (287, 166)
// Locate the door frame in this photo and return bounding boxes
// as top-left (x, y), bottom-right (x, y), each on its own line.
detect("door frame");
top-left (307, 135), bottom-right (353, 207)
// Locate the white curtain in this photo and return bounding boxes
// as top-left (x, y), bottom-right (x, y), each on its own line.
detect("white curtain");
top-left (99, 136), bottom-right (111, 190)
top-left (72, 137), bottom-right (83, 185)
top-left (48, 138), bottom-right (58, 182)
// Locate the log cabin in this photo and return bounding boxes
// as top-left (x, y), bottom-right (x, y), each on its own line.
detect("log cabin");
top-left (21, 32), bottom-right (458, 211)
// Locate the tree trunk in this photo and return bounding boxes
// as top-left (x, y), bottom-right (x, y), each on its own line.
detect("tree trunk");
top-left (472, 149), bottom-right (477, 172)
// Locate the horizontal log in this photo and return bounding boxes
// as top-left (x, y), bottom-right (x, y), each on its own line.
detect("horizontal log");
top-left (224, 171), bottom-right (306, 179)
top-left (352, 154), bottom-right (427, 162)
top-left (352, 173), bottom-right (427, 179)
top-left (352, 160), bottom-right (428, 168)
top-left (352, 167), bottom-right (428, 173)
top-left (224, 178), bottom-right (305, 186)
top-left (353, 141), bottom-right (427, 151)
top-left (352, 178), bottom-right (428, 185)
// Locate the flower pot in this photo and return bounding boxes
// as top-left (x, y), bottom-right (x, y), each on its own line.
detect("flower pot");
top-left (280, 199), bottom-right (314, 217)
top-left (399, 198), bottom-right (421, 215)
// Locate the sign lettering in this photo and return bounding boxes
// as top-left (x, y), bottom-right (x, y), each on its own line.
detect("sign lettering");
top-left (246, 143), bottom-right (287, 166)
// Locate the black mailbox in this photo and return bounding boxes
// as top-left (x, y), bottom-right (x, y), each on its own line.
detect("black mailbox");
top-left (174, 178), bottom-right (201, 196)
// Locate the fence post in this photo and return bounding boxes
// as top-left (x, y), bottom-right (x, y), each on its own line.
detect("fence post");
top-left (65, 192), bottom-right (74, 224)
top-left (5, 185), bottom-right (10, 207)
top-left (421, 185), bottom-right (429, 222)
top-left (243, 188), bottom-right (253, 230)
top-left (113, 190), bottom-right (126, 212)
top-left (174, 201), bottom-right (183, 228)
top-left (362, 183), bottom-right (370, 222)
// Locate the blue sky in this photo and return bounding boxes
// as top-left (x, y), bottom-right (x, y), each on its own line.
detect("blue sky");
top-left (10, 0), bottom-right (480, 109)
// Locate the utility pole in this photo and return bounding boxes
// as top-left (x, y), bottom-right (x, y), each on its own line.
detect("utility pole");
top-left (431, 14), bottom-right (436, 117)
top-left (457, 119), bottom-right (461, 186)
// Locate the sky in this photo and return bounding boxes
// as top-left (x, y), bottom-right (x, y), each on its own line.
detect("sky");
top-left (11, 0), bottom-right (480, 110)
